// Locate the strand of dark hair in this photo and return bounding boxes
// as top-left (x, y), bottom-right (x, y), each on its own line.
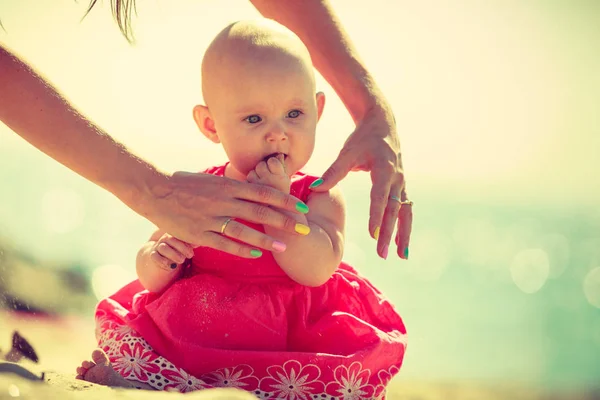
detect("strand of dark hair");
top-left (83, 0), bottom-right (137, 43)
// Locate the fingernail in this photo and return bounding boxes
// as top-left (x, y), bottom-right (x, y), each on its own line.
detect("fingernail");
top-left (404, 247), bottom-right (409, 259)
top-left (382, 244), bottom-right (389, 260)
top-left (250, 249), bottom-right (263, 258)
top-left (272, 241), bottom-right (287, 252)
top-left (295, 223), bottom-right (311, 235)
top-left (170, 263), bottom-right (177, 269)
top-left (309, 178), bottom-right (323, 189)
top-left (374, 226), bottom-right (380, 240)
top-left (296, 201), bottom-right (309, 214)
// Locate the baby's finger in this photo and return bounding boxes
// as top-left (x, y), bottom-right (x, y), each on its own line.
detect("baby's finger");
top-left (255, 161), bottom-right (269, 179)
top-left (156, 242), bottom-right (187, 264)
top-left (149, 250), bottom-right (178, 270)
top-left (267, 156), bottom-right (285, 175)
top-left (165, 237), bottom-right (194, 259)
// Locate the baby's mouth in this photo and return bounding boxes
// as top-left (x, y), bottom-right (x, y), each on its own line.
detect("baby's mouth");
top-left (262, 152), bottom-right (287, 163)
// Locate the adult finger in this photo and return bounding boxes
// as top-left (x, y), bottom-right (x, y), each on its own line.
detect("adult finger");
top-left (164, 237), bottom-right (194, 259)
top-left (395, 193), bottom-right (414, 260)
top-left (376, 186), bottom-right (403, 259)
top-left (234, 181), bottom-right (309, 216)
top-left (229, 199), bottom-right (310, 236)
top-left (220, 218), bottom-right (286, 253)
top-left (203, 231), bottom-right (267, 259)
top-left (368, 162), bottom-right (394, 240)
top-left (309, 149), bottom-right (356, 192)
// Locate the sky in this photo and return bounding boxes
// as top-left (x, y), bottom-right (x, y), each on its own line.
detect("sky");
top-left (1, 0), bottom-right (598, 207)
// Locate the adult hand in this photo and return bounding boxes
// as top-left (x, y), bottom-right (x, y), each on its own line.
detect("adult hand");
top-left (142, 171), bottom-right (310, 258)
top-left (309, 104), bottom-right (413, 260)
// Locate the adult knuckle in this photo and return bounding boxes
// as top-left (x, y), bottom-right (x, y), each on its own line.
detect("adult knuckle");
top-left (190, 225), bottom-right (204, 243)
top-left (283, 216), bottom-right (296, 231)
top-left (379, 160), bottom-right (396, 176)
top-left (371, 191), bottom-right (388, 204)
top-left (217, 177), bottom-right (237, 194)
top-left (236, 245), bottom-right (247, 257)
top-left (253, 204), bottom-right (271, 222)
top-left (259, 235), bottom-right (271, 250)
top-left (216, 235), bottom-right (230, 250)
top-left (255, 184), bottom-right (273, 202)
top-left (228, 222), bottom-right (245, 238)
top-left (282, 193), bottom-right (294, 209)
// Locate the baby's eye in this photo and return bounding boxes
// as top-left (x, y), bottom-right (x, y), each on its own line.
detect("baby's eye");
top-left (245, 115), bottom-right (262, 124)
top-left (287, 110), bottom-right (303, 119)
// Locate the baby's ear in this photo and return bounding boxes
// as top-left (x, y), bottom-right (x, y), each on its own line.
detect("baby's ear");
top-left (192, 105), bottom-right (220, 143)
top-left (315, 92), bottom-right (326, 121)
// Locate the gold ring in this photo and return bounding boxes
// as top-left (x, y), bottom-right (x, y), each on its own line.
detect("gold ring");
top-left (390, 196), bottom-right (413, 206)
top-left (220, 218), bottom-right (233, 234)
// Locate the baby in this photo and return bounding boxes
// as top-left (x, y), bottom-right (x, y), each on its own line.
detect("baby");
top-left (77, 19), bottom-right (407, 399)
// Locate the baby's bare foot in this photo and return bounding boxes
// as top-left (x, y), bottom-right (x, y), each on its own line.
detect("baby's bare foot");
top-left (75, 349), bottom-right (136, 388)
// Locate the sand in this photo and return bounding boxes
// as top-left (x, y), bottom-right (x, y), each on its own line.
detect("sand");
top-left (0, 311), bottom-right (596, 399)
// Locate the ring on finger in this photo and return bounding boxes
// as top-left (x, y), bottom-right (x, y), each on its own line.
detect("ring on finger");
top-left (220, 217), bottom-right (233, 234)
top-left (390, 195), bottom-right (414, 206)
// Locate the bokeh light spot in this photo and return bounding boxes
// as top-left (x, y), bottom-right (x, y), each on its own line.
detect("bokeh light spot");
top-left (8, 384), bottom-right (20, 398)
top-left (538, 233), bottom-right (570, 279)
top-left (510, 248), bottom-right (550, 294)
top-left (583, 267), bottom-right (600, 309)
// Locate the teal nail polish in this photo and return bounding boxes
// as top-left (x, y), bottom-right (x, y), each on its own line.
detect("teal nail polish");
top-left (309, 178), bottom-right (323, 189)
top-left (250, 249), bottom-right (262, 258)
top-left (296, 201), bottom-right (309, 214)
top-left (404, 247), bottom-right (409, 259)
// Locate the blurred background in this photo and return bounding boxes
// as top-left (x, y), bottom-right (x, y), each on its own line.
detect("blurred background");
top-left (0, 0), bottom-right (599, 397)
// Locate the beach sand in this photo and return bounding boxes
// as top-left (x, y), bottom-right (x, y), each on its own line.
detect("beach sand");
top-left (0, 311), bottom-right (594, 400)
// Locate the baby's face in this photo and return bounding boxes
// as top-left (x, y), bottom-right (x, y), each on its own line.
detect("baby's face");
top-left (206, 54), bottom-right (323, 179)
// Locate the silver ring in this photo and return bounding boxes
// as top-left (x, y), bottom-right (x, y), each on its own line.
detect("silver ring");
top-left (220, 217), bottom-right (233, 234)
top-left (390, 196), bottom-right (413, 206)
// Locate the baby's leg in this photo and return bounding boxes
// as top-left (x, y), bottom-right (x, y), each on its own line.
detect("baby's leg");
top-left (75, 349), bottom-right (256, 398)
top-left (75, 349), bottom-right (154, 390)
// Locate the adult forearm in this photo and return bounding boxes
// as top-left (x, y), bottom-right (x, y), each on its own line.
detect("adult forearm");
top-left (0, 43), bottom-right (160, 215)
top-left (251, 0), bottom-right (385, 122)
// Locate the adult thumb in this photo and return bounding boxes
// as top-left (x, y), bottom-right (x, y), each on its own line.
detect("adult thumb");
top-left (309, 152), bottom-right (355, 191)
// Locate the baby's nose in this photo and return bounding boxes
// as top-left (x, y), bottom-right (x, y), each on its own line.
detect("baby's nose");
top-left (266, 125), bottom-right (287, 141)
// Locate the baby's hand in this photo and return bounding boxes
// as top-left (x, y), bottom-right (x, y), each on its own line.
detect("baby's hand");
top-left (150, 233), bottom-right (195, 270)
top-left (247, 154), bottom-right (291, 194)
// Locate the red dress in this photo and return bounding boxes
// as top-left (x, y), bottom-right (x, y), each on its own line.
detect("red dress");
top-left (95, 164), bottom-right (407, 399)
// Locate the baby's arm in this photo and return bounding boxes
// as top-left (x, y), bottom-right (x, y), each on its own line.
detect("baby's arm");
top-left (136, 230), bottom-right (195, 293)
top-left (264, 187), bottom-right (345, 287)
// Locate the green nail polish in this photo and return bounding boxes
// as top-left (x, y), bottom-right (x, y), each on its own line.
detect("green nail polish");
top-left (309, 178), bottom-right (323, 189)
top-left (250, 249), bottom-right (262, 258)
top-left (296, 201), bottom-right (309, 214)
top-left (404, 247), bottom-right (409, 259)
